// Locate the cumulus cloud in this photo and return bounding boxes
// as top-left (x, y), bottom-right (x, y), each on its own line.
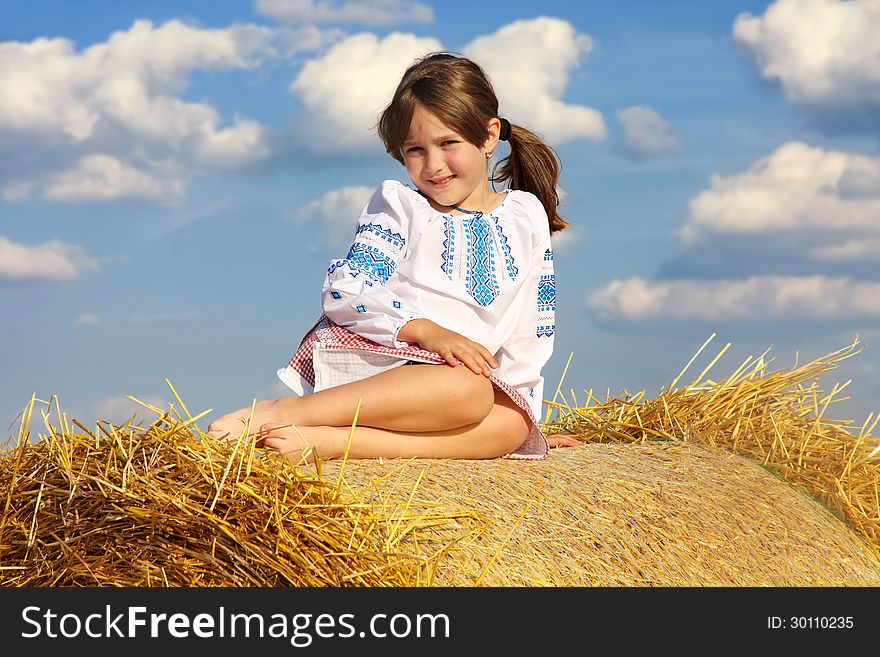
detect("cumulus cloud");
top-left (2, 181), bottom-right (33, 201)
top-left (681, 142), bottom-right (880, 244)
top-left (0, 235), bottom-right (99, 281)
top-left (587, 275), bottom-right (880, 325)
top-left (464, 17), bottom-right (605, 144)
top-left (839, 166), bottom-right (880, 199)
top-left (0, 19), bottom-right (324, 202)
top-left (809, 237), bottom-right (880, 262)
top-left (255, 0), bottom-right (433, 25)
top-left (189, 116), bottom-right (271, 170)
top-left (733, 0), bottom-right (880, 129)
top-left (0, 20), bottom-right (275, 141)
top-left (289, 17), bottom-right (604, 151)
top-left (550, 226), bottom-right (584, 254)
top-left (290, 31), bottom-right (442, 151)
top-left (43, 154), bottom-right (185, 204)
top-left (296, 185), bottom-right (374, 250)
top-left (615, 106), bottom-right (681, 161)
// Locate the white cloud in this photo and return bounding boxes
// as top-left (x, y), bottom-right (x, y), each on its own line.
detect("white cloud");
top-left (290, 31), bottom-right (442, 151)
top-left (129, 311), bottom-right (201, 324)
top-left (615, 106), bottom-right (681, 160)
top-left (296, 185), bottom-right (374, 250)
top-left (0, 19), bottom-right (326, 202)
top-left (43, 154), bottom-right (185, 204)
top-left (733, 0), bottom-right (880, 114)
top-left (274, 24), bottom-right (346, 56)
top-left (255, 0), bottom-right (433, 25)
top-left (809, 237), bottom-right (880, 262)
top-left (0, 235), bottom-right (99, 281)
top-left (190, 116), bottom-right (270, 170)
top-left (839, 165), bottom-right (880, 199)
top-left (681, 142), bottom-right (880, 244)
top-left (0, 20), bottom-right (276, 141)
top-left (75, 312), bottom-right (101, 325)
top-left (587, 275), bottom-right (880, 324)
top-left (550, 226), bottom-right (583, 254)
top-left (464, 17), bottom-right (606, 145)
top-left (289, 17), bottom-right (605, 152)
top-left (2, 181), bottom-right (33, 200)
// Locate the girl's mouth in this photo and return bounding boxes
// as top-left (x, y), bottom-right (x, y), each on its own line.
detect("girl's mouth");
top-left (428, 175), bottom-right (455, 188)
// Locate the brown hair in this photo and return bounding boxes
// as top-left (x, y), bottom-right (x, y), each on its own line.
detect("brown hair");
top-left (377, 51), bottom-right (568, 233)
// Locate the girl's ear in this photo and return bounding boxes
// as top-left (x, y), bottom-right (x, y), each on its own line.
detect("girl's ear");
top-left (484, 117), bottom-right (501, 155)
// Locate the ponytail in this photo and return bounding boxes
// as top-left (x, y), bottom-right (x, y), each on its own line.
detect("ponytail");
top-left (492, 123), bottom-right (568, 234)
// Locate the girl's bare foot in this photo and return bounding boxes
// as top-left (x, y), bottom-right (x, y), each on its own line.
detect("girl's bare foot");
top-left (546, 433), bottom-right (584, 448)
top-left (207, 398), bottom-right (298, 442)
top-left (257, 423), bottom-right (343, 464)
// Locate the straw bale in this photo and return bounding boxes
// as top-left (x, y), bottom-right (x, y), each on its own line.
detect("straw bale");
top-left (321, 442), bottom-right (880, 586)
top-left (2, 337), bottom-right (879, 587)
top-left (0, 400), bottom-right (455, 587)
top-left (542, 335), bottom-right (880, 562)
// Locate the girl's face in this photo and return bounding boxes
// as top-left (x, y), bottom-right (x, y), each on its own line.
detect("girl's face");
top-left (402, 106), bottom-right (495, 210)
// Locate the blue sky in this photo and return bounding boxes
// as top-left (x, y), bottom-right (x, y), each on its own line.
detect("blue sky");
top-left (2, 0), bottom-right (879, 437)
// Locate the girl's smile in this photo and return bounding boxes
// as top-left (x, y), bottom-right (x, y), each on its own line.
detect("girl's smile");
top-left (428, 174), bottom-right (455, 188)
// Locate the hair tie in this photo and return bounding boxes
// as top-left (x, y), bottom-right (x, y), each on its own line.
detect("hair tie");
top-left (499, 117), bottom-right (511, 141)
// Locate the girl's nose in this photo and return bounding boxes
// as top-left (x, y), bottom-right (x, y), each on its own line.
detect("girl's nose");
top-left (424, 149), bottom-right (444, 173)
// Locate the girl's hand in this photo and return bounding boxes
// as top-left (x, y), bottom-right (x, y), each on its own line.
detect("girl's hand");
top-left (399, 319), bottom-right (497, 377)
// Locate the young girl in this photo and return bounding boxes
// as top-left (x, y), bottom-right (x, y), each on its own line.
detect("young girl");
top-left (207, 52), bottom-right (580, 461)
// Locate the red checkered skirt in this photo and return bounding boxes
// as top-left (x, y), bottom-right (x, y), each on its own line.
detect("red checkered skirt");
top-left (283, 314), bottom-right (549, 460)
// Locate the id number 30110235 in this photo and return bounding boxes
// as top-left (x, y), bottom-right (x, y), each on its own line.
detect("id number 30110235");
top-left (768, 616), bottom-right (854, 630)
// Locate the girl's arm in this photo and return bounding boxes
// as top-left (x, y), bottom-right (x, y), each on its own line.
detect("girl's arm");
top-left (322, 181), bottom-right (427, 348)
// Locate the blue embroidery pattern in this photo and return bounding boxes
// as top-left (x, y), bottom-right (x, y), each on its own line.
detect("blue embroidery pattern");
top-left (355, 223), bottom-right (405, 249)
top-left (392, 300), bottom-right (402, 309)
top-left (537, 247), bottom-right (555, 337)
top-left (329, 223), bottom-right (405, 283)
top-left (356, 304), bottom-right (367, 313)
top-left (330, 290), bottom-right (342, 299)
top-left (538, 274), bottom-right (556, 312)
top-left (440, 215), bottom-right (455, 280)
top-left (492, 215), bottom-right (518, 280)
top-left (464, 215), bottom-right (499, 307)
top-left (345, 243), bottom-right (396, 282)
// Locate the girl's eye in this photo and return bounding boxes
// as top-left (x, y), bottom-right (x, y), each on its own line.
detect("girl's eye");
top-left (405, 146), bottom-right (423, 154)
top-left (442, 140), bottom-right (458, 146)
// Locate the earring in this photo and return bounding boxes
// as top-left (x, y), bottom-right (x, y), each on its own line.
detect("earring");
top-left (486, 151), bottom-right (493, 159)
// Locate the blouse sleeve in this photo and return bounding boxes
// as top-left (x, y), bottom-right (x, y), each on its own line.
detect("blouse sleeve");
top-left (494, 233), bottom-right (556, 423)
top-left (321, 180), bottom-right (427, 348)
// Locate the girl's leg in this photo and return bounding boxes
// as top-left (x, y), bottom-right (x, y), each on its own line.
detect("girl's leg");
top-left (207, 363), bottom-right (495, 439)
top-left (259, 390), bottom-right (531, 461)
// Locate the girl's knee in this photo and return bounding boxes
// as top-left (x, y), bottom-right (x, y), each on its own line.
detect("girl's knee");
top-left (498, 415), bottom-right (530, 454)
top-left (489, 393), bottom-right (531, 454)
top-left (444, 366), bottom-right (495, 424)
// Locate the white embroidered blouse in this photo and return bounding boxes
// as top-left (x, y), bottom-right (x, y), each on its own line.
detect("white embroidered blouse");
top-left (301, 179), bottom-right (556, 422)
